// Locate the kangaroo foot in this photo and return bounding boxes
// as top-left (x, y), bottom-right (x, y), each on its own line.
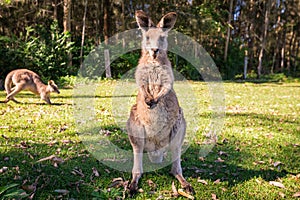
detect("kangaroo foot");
top-left (182, 183), bottom-right (195, 195)
top-left (128, 182), bottom-right (138, 197)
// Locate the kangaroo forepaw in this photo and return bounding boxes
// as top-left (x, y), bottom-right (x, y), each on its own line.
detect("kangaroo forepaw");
top-left (145, 98), bottom-right (157, 109)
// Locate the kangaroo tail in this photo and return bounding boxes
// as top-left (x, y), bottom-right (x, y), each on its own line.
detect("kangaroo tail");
top-left (4, 71), bottom-right (14, 95)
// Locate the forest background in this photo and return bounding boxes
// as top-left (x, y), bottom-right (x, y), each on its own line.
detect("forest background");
top-left (0, 0), bottom-right (299, 84)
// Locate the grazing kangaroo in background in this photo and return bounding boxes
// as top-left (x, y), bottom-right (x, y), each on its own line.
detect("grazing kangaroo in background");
top-left (126, 10), bottom-right (195, 195)
top-left (4, 69), bottom-right (60, 104)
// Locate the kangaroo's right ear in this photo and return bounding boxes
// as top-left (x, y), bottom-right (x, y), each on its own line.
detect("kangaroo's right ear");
top-left (135, 10), bottom-right (155, 31)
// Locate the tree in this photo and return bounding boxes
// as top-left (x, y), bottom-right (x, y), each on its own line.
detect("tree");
top-left (257, 0), bottom-right (272, 78)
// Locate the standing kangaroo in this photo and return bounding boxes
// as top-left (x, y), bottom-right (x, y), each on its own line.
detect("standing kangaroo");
top-left (4, 69), bottom-right (60, 104)
top-left (126, 10), bottom-right (194, 195)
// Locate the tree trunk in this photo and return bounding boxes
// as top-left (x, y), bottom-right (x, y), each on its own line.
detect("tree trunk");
top-left (80, 0), bottom-right (88, 69)
top-left (257, 0), bottom-right (271, 78)
top-left (52, 0), bottom-right (58, 21)
top-left (244, 50), bottom-right (248, 79)
top-left (63, 0), bottom-right (71, 33)
top-left (63, 0), bottom-right (72, 68)
top-left (280, 29), bottom-right (286, 72)
top-left (103, 0), bottom-right (111, 78)
top-left (224, 0), bottom-right (234, 61)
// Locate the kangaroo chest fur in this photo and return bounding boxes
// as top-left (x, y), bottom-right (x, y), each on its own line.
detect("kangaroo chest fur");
top-left (135, 62), bottom-right (180, 152)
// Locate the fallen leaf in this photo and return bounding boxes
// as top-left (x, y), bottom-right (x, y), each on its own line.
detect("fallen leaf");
top-left (215, 157), bottom-right (225, 163)
top-left (214, 179), bottom-right (221, 184)
top-left (218, 151), bottom-right (228, 157)
top-left (212, 193), bottom-right (218, 200)
top-left (51, 157), bottom-right (64, 167)
top-left (92, 167), bottom-right (100, 177)
top-left (54, 189), bottom-right (69, 195)
top-left (197, 178), bottom-right (208, 185)
top-left (273, 161), bottom-right (282, 167)
top-left (255, 179), bottom-right (262, 184)
top-left (278, 192), bottom-right (285, 198)
top-left (37, 155), bottom-right (64, 167)
top-left (138, 188), bottom-right (144, 193)
top-left (71, 168), bottom-right (85, 177)
top-left (1, 134), bottom-right (9, 139)
top-left (156, 195), bottom-right (164, 200)
top-left (147, 179), bottom-right (156, 188)
top-left (199, 157), bottom-right (205, 161)
top-left (109, 177), bottom-right (124, 188)
top-left (253, 161), bottom-right (265, 165)
top-left (269, 181), bottom-right (285, 188)
top-left (22, 184), bottom-right (36, 193)
top-left (293, 192), bottom-right (300, 197)
top-left (171, 181), bottom-right (178, 196)
top-left (178, 189), bottom-right (194, 200)
top-left (0, 166), bottom-right (8, 173)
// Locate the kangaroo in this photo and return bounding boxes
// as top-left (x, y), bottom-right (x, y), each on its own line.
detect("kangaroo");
top-left (4, 69), bottom-right (60, 104)
top-left (126, 10), bottom-right (195, 195)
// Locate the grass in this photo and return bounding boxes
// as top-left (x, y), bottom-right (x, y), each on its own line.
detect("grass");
top-left (0, 80), bottom-right (299, 199)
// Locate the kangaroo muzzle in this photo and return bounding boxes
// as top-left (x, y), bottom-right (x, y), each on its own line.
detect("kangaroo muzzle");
top-left (149, 48), bottom-right (160, 59)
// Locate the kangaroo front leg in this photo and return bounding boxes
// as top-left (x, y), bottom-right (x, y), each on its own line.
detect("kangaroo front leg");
top-left (42, 96), bottom-right (52, 104)
top-left (154, 85), bottom-right (171, 102)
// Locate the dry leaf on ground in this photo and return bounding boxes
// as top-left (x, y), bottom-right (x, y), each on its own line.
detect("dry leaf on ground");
top-left (293, 192), bottom-right (300, 198)
top-left (178, 189), bottom-right (195, 200)
top-left (171, 181), bottom-right (178, 196)
top-left (212, 193), bottom-right (218, 200)
top-left (269, 181), bottom-right (285, 188)
top-left (197, 178), bottom-right (208, 185)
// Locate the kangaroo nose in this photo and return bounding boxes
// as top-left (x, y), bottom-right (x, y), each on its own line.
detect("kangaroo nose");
top-left (152, 48), bottom-right (159, 55)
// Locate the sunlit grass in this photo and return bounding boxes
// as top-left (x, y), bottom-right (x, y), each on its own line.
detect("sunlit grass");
top-left (0, 81), bottom-right (299, 199)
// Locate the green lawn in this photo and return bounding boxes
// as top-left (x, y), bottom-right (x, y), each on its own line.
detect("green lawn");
top-left (0, 81), bottom-right (299, 199)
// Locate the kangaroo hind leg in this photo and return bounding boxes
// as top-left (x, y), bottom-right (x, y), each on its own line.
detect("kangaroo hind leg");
top-left (127, 105), bottom-right (145, 196)
top-left (170, 110), bottom-right (195, 194)
top-left (5, 84), bottom-right (23, 103)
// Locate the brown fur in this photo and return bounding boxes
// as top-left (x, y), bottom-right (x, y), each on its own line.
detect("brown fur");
top-left (4, 69), bottom-right (60, 104)
top-left (126, 10), bottom-right (194, 195)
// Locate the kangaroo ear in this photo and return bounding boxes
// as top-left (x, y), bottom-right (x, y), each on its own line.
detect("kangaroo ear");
top-left (135, 10), bottom-right (155, 31)
top-left (157, 12), bottom-right (177, 31)
top-left (48, 80), bottom-right (54, 85)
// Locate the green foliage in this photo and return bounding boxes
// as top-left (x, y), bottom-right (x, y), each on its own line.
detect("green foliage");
top-left (91, 188), bottom-right (123, 199)
top-left (111, 51), bottom-right (139, 79)
top-left (0, 20), bottom-right (75, 83)
top-left (0, 35), bottom-right (26, 79)
top-left (22, 21), bottom-right (75, 81)
top-left (0, 0), bottom-right (11, 5)
top-left (0, 184), bottom-right (29, 199)
top-left (57, 75), bottom-right (78, 87)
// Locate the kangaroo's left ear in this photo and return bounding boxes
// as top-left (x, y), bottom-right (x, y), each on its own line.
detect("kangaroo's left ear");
top-left (157, 12), bottom-right (177, 31)
top-left (48, 80), bottom-right (54, 85)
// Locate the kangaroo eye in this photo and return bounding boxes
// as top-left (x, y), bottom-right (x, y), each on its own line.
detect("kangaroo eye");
top-left (146, 36), bottom-right (150, 40)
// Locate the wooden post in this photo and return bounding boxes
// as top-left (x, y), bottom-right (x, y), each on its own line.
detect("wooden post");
top-left (104, 49), bottom-right (111, 78)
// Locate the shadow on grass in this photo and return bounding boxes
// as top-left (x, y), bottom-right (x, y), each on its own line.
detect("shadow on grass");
top-left (0, 101), bottom-right (72, 106)
top-left (1, 115), bottom-right (298, 199)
